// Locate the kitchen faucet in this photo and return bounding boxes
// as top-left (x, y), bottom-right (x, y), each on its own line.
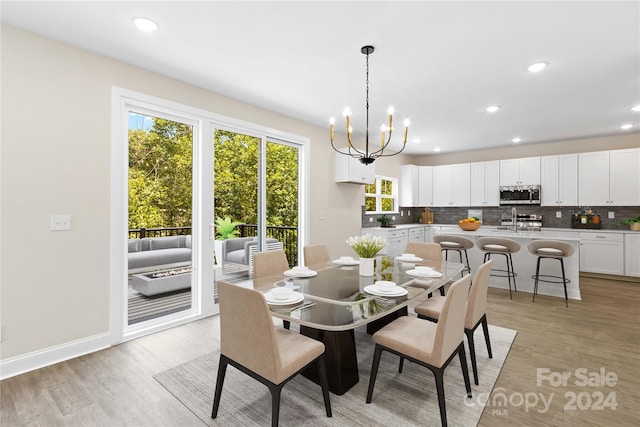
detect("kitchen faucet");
top-left (511, 207), bottom-right (517, 233)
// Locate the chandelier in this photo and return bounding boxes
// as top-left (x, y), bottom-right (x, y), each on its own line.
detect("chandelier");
top-left (330, 45), bottom-right (410, 165)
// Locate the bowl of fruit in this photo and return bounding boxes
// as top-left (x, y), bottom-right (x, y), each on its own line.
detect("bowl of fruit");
top-left (458, 217), bottom-right (481, 231)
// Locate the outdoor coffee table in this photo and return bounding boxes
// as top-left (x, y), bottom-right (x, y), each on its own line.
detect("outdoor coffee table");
top-left (131, 267), bottom-right (192, 296)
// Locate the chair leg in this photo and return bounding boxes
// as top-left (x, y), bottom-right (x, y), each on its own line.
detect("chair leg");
top-left (508, 253), bottom-right (517, 291)
top-left (269, 384), bottom-right (282, 427)
top-left (439, 286), bottom-right (446, 296)
top-left (366, 345), bottom-right (384, 403)
top-left (533, 256), bottom-right (541, 302)
top-left (211, 355), bottom-right (229, 419)
top-left (560, 258), bottom-right (568, 308)
top-left (458, 345), bottom-right (473, 398)
top-left (283, 320), bottom-right (290, 330)
top-left (464, 328), bottom-right (479, 386)
top-left (316, 356), bottom-right (332, 417)
top-left (464, 249), bottom-right (472, 280)
top-left (503, 254), bottom-right (512, 299)
top-left (432, 367), bottom-right (448, 427)
top-left (399, 357), bottom-right (404, 373)
top-left (481, 315), bottom-right (493, 359)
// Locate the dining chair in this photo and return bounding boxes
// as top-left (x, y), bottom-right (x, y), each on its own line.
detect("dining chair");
top-left (253, 249), bottom-right (289, 278)
top-left (303, 244), bottom-right (331, 266)
top-left (366, 275), bottom-right (472, 427)
top-left (404, 241), bottom-right (442, 261)
top-left (404, 242), bottom-right (445, 296)
top-left (213, 280), bottom-right (332, 427)
top-left (414, 260), bottom-right (494, 386)
top-left (253, 249), bottom-right (292, 329)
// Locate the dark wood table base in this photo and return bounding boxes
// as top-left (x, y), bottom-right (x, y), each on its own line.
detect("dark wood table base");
top-left (300, 307), bottom-right (409, 395)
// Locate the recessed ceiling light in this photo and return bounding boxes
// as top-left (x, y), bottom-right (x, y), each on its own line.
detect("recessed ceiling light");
top-left (133, 17), bottom-right (159, 33)
top-left (527, 62), bottom-right (548, 73)
top-left (486, 105), bottom-right (501, 113)
top-left (434, 147), bottom-right (441, 152)
top-left (512, 137), bottom-right (522, 143)
top-left (632, 105), bottom-right (640, 112)
top-left (620, 123), bottom-right (633, 130)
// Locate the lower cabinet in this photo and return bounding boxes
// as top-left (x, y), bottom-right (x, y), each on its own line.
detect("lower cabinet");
top-left (362, 228), bottom-right (412, 256)
top-left (579, 232), bottom-right (624, 275)
top-left (625, 233), bottom-right (640, 277)
top-left (408, 227), bottom-right (425, 243)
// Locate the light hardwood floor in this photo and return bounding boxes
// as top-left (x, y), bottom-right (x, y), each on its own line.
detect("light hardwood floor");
top-left (1, 276), bottom-right (638, 426)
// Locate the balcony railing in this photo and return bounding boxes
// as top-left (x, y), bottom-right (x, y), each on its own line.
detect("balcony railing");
top-left (129, 224), bottom-right (298, 266)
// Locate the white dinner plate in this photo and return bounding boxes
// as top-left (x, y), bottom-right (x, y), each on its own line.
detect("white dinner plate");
top-left (395, 255), bottom-right (423, 263)
top-left (284, 270), bottom-right (318, 278)
top-left (364, 285), bottom-right (408, 297)
top-left (406, 269), bottom-right (443, 278)
top-left (332, 259), bottom-right (360, 266)
top-left (264, 291), bottom-right (305, 305)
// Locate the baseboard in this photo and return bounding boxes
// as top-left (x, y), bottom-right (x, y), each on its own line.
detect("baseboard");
top-left (579, 272), bottom-right (640, 283)
top-left (0, 332), bottom-right (111, 380)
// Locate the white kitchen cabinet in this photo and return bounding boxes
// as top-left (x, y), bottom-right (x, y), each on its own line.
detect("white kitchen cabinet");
top-left (362, 228), bottom-right (408, 256)
top-left (433, 163), bottom-right (471, 207)
top-left (541, 154), bottom-right (578, 206)
top-left (624, 233), bottom-right (640, 277)
top-left (470, 160), bottom-right (500, 206)
top-left (499, 157), bottom-right (541, 186)
top-left (399, 165), bottom-right (419, 207)
top-left (579, 232), bottom-right (624, 275)
top-left (579, 148), bottom-right (640, 206)
top-left (335, 151), bottom-right (375, 184)
top-left (408, 226), bottom-right (425, 242)
top-left (418, 166), bottom-right (434, 206)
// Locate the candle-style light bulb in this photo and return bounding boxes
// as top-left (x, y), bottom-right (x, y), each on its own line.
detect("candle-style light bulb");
top-left (403, 119), bottom-right (410, 143)
top-left (329, 117), bottom-right (335, 141)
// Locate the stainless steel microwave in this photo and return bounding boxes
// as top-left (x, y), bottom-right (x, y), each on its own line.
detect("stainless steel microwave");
top-left (499, 185), bottom-right (541, 205)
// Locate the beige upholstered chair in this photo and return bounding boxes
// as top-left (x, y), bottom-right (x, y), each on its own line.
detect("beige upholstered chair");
top-left (528, 240), bottom-right (575, 308)
top-left (404, 241), bottom-right (442, 261)
top-left (366, 275), bottom-right (472, 427)
top-left (303, 244), bottom-right (331, 266)
top-left (415, 260), bottom-right (494, 385)
top-left (253, 249), bottom-right (289, 279)
top-left (212, 281), bottom-right (332, 426)
top-left (432, 235), bottom-right (474, 277)
top-left (476, 237), bottom-right (520, 299)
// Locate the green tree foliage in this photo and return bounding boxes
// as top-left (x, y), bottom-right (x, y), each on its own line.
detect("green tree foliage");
top-left (128, 117), bottom-right (193, 229)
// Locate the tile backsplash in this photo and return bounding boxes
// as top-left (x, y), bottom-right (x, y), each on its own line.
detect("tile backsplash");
top-left (362, 205), bottom-right (639, 230)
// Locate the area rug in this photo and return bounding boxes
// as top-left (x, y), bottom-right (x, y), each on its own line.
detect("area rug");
top-left (154, 324), bottom-right (517, 426)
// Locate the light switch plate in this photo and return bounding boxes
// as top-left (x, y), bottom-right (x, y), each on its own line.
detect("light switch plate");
top-left (51, 214), bottom-right (71, 231)
top-left (608, 211), bottom-right (615, 219)
top-left (392, 216), bottom-right (396, 220)
top-left (556, 211), bottom-right (562, 218)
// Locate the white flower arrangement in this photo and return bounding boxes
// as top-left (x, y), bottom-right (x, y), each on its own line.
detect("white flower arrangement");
top-left (346, 234), bottom-right (386, 258)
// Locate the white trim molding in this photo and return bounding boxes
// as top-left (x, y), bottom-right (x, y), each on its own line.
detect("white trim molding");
top-left (0, 333), bottom-right (111, 380)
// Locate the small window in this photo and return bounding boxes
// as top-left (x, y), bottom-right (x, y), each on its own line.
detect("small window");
top-left (365, 175), bottom-right (398, 214)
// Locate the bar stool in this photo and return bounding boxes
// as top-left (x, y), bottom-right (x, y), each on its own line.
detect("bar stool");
top-left (433, 235), bottom-right (474, 278)
top-left (475, 237), bottom-right (520, 299)
top-left (528, 240), bottom-right (574, 308)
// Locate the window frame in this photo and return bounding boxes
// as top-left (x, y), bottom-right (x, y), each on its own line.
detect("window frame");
top-left (365, 175), bottom-right (399, 214)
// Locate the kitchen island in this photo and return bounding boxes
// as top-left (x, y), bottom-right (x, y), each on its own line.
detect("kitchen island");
top-left (432, 226), bottom-right (582, 301)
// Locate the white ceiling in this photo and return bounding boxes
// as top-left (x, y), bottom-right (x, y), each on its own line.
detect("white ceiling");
top-left (2, 1), bottom-right (639, 155)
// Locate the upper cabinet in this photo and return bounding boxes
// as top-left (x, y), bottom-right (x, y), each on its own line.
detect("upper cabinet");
top-left (335, 151), bottom-right (375, 184)
top-left (541, 154), bottom-right (578, 206)
top-left (579, 148), bottom-right (640, 206)
top-left (399, 165), bottom-right (434, 207)
top-left (470, 160), bottom-right (500, 206)
top-left (433, 163), bottom-right (471, 207)
top-left (418, 166), bottom-right (434, 206)
top-left (399, 165), bottom-right (419, 207)
top-left (499, 157), bottom-right (541, 186)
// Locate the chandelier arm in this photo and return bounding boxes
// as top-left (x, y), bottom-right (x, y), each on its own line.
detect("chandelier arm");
top-left (368, 128), bottom-right (395, 157)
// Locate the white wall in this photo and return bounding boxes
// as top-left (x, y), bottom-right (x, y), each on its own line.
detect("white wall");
top-left (0, 25), bottom-right (403, 367)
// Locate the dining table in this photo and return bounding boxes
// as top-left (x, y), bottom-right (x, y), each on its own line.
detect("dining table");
top-left (236, 255), bottom-right (465, 395)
